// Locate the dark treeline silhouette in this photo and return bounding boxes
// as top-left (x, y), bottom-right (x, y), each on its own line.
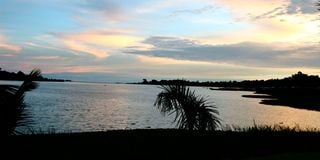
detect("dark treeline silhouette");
top-left (136, 72), bottom-right (320, 89)
top-left (137, 72), bottom-right (320, 111)
top-left (240, 72), bottom-right (320, 111)
top-left (1, 69), bottom-right (41, 135)
top-left (135, 78), bottom-right (246, 88)
top-left (0, 68), bottom-right (71, 82)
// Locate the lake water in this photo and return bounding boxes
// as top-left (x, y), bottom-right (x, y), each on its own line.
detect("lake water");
top-left (2, 81), bottom-right (320, 133)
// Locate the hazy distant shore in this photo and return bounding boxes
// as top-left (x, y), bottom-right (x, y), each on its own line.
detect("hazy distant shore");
top-left (0, 68), bottom-right (71, 82)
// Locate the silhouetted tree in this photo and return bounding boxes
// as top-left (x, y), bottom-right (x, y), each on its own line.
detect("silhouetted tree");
top-left (142, 79), bottom-right (148, 84)
top-left (0, 69), bottom-right (41, 135)
top-left (154, 84), bottom-right (220, 131)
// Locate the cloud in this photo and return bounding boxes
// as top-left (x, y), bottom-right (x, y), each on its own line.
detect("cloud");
top-left (169, 5), bottom-right (218, 17)
top-left (215, 0), bottom-right (318, 22)
top-left (54, 65), bottom-right (114, 73)
top-left (196, 14), bottom-right (316, 45)
top-left (78, 0), bottom-right (124, 21)
top-left (33, 55), bottom-right (62, 60)
top-left (251, 7), bottom-right (287, 20)
top-left (143, 36), bottom-right (198, 49)
top-left (53, 29), bottom-right (142, 58)
top-left (136, 54), bottom-right (212, 66)
top-left (250, 0), bottom-right (318, 20)
top-left (126, 36), bottom-right (320, 68)
top-left (62, 40), bottom-right (109, 58)
top-left (0, 43), bottom-right (21, 53)
top-left (215, 0), bottom-right (285, 16)
top-left (0, 34), bottom-right (21, 53)
top-left (287, 0), bottom-right (318, 14)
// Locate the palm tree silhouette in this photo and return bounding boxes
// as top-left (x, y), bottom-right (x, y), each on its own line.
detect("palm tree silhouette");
top-left (0, 69), bottom-right (41, 135)
top-left (154, 83), bottom-right (220, 131)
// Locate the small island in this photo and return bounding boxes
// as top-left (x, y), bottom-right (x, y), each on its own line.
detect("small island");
top-left (0, 68), bottom-right (71, 82)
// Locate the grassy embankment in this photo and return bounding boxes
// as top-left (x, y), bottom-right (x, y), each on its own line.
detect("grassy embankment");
top-left (5, 125), bottom-right (320, 159)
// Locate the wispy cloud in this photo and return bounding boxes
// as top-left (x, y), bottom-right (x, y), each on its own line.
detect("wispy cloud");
top-left (33, 55), bottom-right (62, 60)
top-left (286, 0), bottom-right (319, 14)
top-left (215, 0), bottom-right (286, 18)
top-left (127, 36), bottom-right (320, 68)
top-left (169, 5), bottom-right (218, 17)
top-left (142, 36), bottom-right (198, 49)
top-left (0, 43), bottom-right (21, 53)
top-left (53, 29), bottom-right (142, 58)
top-left (215, 0), bottom-right (318, 22)
top-left (63, 40), bottom-right (108, 58)
top-left (249, 0), bottom-right (319, 21)
top-left (78, 0), bottom-right (125, 21)
top-left (56, 65), bottom-right (114, 73)
top-left (196, 15), bottom-right (316, 45)
top-left (250, 7), bottom-right (286, 20)
top-left (0, 34), bottom-right (21, 53)
top-left (136, 54), bottom-right (212, 65)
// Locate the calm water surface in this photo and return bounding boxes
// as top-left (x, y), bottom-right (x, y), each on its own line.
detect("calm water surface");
top-left (2, 81), bottom-right (320, 132)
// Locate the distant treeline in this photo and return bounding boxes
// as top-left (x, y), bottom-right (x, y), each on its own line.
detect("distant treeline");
top-left (0, 68), bottom-right (71, 82)
top-left (135, 72), bottom-right (320, 89)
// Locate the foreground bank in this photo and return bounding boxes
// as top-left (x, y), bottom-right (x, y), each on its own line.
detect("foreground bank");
top-left (5, 129), bottom-right (320, 159)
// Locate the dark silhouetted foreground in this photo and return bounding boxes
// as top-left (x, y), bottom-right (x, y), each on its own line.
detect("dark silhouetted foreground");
top-left (0, 69), bottom-right (41, 135)
top-left (4, 129), bottom-right (320, 159)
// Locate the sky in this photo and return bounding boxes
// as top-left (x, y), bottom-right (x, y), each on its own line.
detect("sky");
top-left (0, 0), bottom-right (319, 82)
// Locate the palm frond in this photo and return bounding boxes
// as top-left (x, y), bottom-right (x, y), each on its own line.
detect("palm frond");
top-left (1, 69), bottom-right (41, 135)
top-left (16, 69), bottom-right (41, 98)
top-left (154, 83), bottom-right (220, 131)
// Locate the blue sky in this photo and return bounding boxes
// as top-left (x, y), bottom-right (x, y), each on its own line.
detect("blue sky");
top-left (0, 0), bottom-right (319, 82)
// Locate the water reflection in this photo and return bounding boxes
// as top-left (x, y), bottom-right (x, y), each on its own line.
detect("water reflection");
top-left (242, 90), bottom-right (320, 112)
top-left (2, 80), bottom-right (320, 132)
top-left (194, 88), bottom-right (320, 130)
